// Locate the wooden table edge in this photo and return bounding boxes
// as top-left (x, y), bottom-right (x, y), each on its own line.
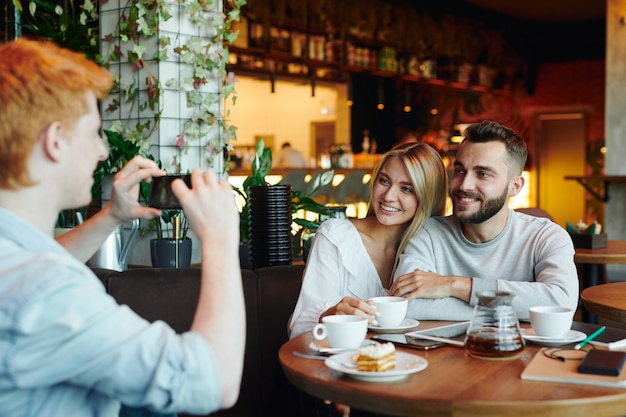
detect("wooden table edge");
top-left (280, 364), bottom-right (626, 417)
top-left (581, 283), bottom-right (626, 324)
top-left (279, 332), bottom-right (626, 417)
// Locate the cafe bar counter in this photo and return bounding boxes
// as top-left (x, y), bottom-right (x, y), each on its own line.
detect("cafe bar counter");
top-left (279, 328), bottom-right (626, 417)
top-left (228, 167), bottom-right (374, 217)
top-left (228, 167), bottom-right (367, 177)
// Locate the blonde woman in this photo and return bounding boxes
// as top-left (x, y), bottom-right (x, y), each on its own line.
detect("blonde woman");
top-left (289, 142), bottom-right (447, 338)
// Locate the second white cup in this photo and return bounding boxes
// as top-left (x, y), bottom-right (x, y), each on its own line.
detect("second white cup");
top-left (313, 315), bottom-right (368, 349)
top-left (369, 296), bottom-right (408, 328)
top-left (529, 306), bottom-right (574, 338)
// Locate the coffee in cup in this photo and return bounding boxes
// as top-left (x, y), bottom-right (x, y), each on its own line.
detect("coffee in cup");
top-left (369, 296), bottom-right (408, 328)
top-left (313, 315), bottom-right (367, 349)
top-left (529, 306), bottom-right (574, 338)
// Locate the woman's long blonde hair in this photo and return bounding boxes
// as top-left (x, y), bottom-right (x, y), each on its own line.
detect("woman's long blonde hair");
top-left (366, 142), bottom-right (448, 274)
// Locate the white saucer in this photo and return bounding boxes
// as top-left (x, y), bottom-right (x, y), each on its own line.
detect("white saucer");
top-left (325, 351), bottom-right (428, 382)
top-left (309, 339), bottom-right (375, 354)
top-left (368, 318), bottom-right (420, 334)
top-left (522, 329), bottom-right (587, 347)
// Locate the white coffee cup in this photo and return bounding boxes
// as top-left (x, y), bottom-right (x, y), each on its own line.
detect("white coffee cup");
top-left (313, 315), bottom-right (367, 349)
top-left (529, 306), bottom-right (574, 338)
top-left (369, 296), bottom-right (408, 328)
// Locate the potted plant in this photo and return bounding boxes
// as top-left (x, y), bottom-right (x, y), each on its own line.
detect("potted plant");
top-left (233, 139), bottom-right (333, 268)
top-left (148, 209), bottom-right (192, 268)
top-left (130, 161), bottom-right (193, 268)
top-left (94, 129), bottom-right (192, 268)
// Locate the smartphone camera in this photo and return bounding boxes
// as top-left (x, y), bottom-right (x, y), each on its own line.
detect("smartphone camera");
top-left (148, 174), bottom-right (191, 209)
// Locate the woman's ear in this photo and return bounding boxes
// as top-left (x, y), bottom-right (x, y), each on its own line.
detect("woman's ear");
top-left (41, 122), bottom-right (66, 162)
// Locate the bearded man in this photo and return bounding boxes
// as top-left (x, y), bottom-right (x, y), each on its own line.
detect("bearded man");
top-left (391, 120), bottom-right (578, 321)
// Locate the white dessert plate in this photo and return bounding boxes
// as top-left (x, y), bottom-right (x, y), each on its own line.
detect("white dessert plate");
top-left (309, 339), bottom-right (375, 354)
top-left (522, 329), bottom-right (586, 347)
top-left (325, 351), bottom-right (428, 382)
top-left (368, 318), bottom-right (420, 334)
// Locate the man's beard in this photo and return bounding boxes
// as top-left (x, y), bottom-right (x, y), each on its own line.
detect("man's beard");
top-left (453, 186), bottom-right (509, 224)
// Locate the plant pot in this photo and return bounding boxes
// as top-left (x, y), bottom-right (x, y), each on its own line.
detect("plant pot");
top-left (248, 184), bottom-right (292, 269)
top-left (150, 238), bottom-right (192, 268)
top-left (240, 241), bottom-right (253, 270)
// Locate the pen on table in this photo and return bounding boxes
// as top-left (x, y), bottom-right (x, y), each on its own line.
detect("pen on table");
top-left (574, 326), bottom-right (606, 350)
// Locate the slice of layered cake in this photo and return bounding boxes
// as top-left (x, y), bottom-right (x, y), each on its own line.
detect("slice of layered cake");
top-left (352, 342), bottom-right (396, 372)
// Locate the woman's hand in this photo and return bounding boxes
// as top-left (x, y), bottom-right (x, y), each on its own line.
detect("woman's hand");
top-left (321, 296), bottom-right (379, 326)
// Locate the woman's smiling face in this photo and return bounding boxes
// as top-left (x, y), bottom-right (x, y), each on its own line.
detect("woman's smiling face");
top-left (371, 156), bottom-right (418, 227)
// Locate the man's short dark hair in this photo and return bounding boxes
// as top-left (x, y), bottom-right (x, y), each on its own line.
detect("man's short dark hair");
top-left (462, 120), bottom-right (527, 175)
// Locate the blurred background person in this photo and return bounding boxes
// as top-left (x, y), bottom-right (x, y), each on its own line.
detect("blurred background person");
top-left (277, 142), bottom-right (307, 168)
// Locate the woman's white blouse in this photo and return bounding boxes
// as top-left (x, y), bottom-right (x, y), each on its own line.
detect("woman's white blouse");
top-left (288, 219), bottom-right (386, 338)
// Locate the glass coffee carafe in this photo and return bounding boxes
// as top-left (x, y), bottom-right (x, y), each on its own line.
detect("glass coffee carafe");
top-left (465, 291), bottom-right (525, 359)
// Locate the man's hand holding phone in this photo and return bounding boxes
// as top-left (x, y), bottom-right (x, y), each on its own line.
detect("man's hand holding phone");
top-left (148, 174), bottom-right (192, 209)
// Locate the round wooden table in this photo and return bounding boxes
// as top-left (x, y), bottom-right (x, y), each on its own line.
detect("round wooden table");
top-left (574, 240), bottom-right (626, 323)
top-left (581, 281), bottom-right (626, 325)
top-left (280, 331), bottom-right (626, 417)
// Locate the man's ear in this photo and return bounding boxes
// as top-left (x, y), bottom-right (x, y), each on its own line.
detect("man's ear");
top-left (508, 173), bottom-right (525, 197)
top-left (41, 122), bottom-right (66, 162)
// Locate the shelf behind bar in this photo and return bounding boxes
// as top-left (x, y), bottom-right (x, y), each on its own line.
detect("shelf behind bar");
top-left (229, 47), bottom-right (509, 95)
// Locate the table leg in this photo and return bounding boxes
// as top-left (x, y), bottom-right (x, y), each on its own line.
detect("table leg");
top-left (581, 263), bottom-right (608, 324)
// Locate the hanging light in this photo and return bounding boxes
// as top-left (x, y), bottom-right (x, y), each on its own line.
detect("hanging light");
top-left (449, 129), bottom-right (464, 143)
top-left (403, 83), bottom-right (411, 113)
top-left (266, 59), bottom-right (276, 93)
top-left (310, 72), bottom-right (316, 97)
top-left (320, 100), bottom-right (334, 115)
top-left (269, 72), bottom-right (275, 93)
top-left (347, 74), bottom-right (354, 107)
top-left (430, 89), bottom-right (439, 115)
top-left (377, 79), bottom-right (384, 110)
top-left (449, 123), bottom-right (471, 143)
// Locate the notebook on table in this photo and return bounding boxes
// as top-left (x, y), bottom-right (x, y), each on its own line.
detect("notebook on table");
top-left (521, 348), bottom-right (626, 388)
top-left (571, 321), bottom-right (626, 350)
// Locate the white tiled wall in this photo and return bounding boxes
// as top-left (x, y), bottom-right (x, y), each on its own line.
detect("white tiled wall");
top-left (99, 0), bottom-right (225, 266)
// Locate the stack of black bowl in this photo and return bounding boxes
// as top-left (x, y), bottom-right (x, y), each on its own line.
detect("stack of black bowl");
top-left (248, 184), bottom-right (292, 269)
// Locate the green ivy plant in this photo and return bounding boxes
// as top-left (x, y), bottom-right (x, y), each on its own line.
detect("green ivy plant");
top-left (13, 0), bottom-right (99, 60)
top-left (17, 0), bottom-right (245, 173)
top-left (99, 0), bottom-right (246, 166)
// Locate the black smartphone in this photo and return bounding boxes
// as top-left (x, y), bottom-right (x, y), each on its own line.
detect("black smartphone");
top-left (578, 350), bottom-right (626, 376)
top-left (372, 321), bottom-right (470, 350)
top-left (148, 174), bottom-right (192, 209)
